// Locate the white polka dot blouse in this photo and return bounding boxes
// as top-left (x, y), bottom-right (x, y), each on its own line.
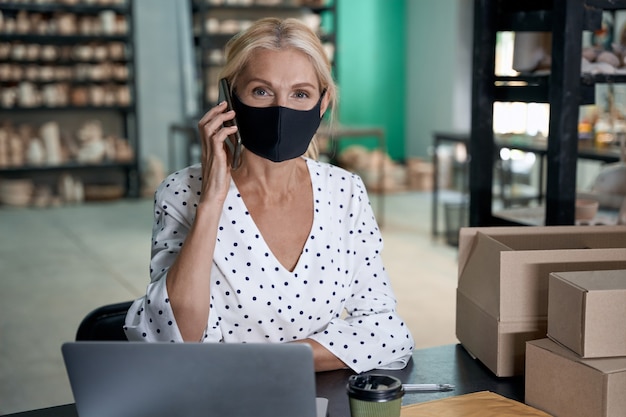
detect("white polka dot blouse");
top-left (125, 158), bottom-right (414, 373)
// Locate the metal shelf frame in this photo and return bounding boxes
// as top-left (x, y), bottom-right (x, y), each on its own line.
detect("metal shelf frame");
top-left (469, 0), bottom-right (624, 227)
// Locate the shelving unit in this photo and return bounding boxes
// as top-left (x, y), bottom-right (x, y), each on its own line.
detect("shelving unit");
top-left (190, 0), bottom-right (337, 112)
top-left (469, 0), bottom-right (626, 227)
top-left (0, 0), bottom-right (139, 205)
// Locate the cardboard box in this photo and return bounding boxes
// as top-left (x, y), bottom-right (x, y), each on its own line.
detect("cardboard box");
top-left (526, 338), bottom-right (626, 417)
top-left (548, 270), bottom-right (626, 358)
top-left (456, 225), bottom-right (626, 377)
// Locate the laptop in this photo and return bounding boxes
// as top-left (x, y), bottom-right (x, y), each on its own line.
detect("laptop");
top-left (61, 342), bottom-right (328, 417)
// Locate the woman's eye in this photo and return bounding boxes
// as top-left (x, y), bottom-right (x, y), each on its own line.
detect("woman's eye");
top-left (252, 88), bottom-right (269, 97)
top-left (294, 91), bottom-right (310, 99)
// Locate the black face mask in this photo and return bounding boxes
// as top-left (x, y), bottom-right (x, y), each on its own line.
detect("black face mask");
top-left (232, 91), bottom-right (325, 163)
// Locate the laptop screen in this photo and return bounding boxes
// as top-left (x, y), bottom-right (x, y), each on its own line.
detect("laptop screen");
top-left (62, 342), bottom-right (323, 417)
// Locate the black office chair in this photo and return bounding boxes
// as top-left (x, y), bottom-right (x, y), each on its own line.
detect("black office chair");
top-left (76, 300), bottom-right (133, 341)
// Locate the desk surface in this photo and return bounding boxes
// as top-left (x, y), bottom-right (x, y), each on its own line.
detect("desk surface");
top-left (5, 344), bottom-right (523, 417)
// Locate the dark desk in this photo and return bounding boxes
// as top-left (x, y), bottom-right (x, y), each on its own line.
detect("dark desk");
top-left (4, 344), bottom-right (523, 417)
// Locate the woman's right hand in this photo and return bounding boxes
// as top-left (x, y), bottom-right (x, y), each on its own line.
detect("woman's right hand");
top-left (197, 101), bottom-right (240, 206)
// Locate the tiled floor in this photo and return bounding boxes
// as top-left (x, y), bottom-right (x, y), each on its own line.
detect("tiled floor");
top-left (0, 191), bottom-right (460, 414)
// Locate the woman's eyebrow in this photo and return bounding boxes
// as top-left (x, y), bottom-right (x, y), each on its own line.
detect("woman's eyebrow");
top-left (245, 78), bottom-right (317, 90)
top-left (292, 82), bottom-right (317, 90)
top-left (245, 77), bottom-right (272, 86)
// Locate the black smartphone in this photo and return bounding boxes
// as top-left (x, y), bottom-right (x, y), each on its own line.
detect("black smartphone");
top-left (218, 78), bottom-right (243, 170)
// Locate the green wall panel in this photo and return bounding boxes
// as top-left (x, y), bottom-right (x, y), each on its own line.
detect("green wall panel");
top-left (337, 0), bottom-right (406, 161)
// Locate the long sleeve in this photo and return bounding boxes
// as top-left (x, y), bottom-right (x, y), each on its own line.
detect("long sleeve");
top-left (305, 164), bottom-right (414, 372)
top-left (124, 165), bottom-right (215, 342)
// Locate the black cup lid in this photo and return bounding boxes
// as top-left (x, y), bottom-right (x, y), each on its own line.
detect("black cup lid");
top-left (346, 374), bottom-right (404, 401)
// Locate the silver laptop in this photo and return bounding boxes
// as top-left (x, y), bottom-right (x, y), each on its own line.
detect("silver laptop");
top-left (62, 342), bottom-right (328, 417)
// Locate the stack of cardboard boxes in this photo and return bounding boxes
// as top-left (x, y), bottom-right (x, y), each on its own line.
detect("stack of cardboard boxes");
top-left (525, 270), bottom-right (626, 417)
top-left (455, 225), bottom-right (626, 417)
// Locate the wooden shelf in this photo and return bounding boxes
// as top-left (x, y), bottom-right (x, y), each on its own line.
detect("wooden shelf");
top-left (0, 1), bottom-right (140, 202)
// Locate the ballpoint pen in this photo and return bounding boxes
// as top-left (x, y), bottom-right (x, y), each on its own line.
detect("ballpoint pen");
top-left (402, 383), bottom-right (455, 392)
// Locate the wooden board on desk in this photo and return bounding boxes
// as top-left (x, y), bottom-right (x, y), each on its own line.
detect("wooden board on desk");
top-left (400, 391), bottom-right (552, 417)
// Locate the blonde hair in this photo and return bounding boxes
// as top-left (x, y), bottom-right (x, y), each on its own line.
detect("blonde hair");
top-left (218, 17), bottom-right (337, 160)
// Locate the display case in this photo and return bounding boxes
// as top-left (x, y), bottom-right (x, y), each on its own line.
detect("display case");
top-left (0, 0), bottom-right (138, 207)
top-left (469, 0), bottom-right (626, 227)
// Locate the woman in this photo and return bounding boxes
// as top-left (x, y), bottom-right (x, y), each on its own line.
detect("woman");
top-left (124, 17), bottom-right (414, 373)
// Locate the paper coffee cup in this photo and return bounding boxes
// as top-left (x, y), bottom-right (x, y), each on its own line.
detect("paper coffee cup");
top-left (346, 374), bottom-right (404, 417)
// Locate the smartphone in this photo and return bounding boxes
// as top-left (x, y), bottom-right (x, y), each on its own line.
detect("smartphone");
top-left (218, 78), bottom-right (243, 170)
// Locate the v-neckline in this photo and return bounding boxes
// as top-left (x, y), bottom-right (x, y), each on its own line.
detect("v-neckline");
top-left (230, 159), bottom-right (316, 273)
